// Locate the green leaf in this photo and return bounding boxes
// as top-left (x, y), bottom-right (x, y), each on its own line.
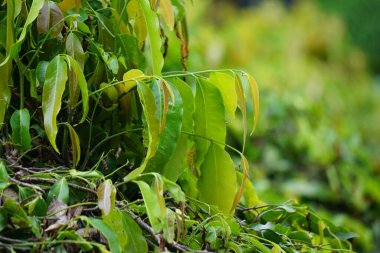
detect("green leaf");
top-left (136, 0), bottom-right (163, 75)
top-left (0, 0), bottom-right (45, 67)
top-left (64, 123), bottom-right (81, 167)
top-left (81, 216), bottom-right (122, 253)
top-left (37, 1), bottom-right (64, 37)
top-left (42, 55), bottom-right (68, 153)
top-left (162, 176), bottom-right (186, 203)
top-left (0, 54), bottom-right (11, 129)
top-left (0, 161), bottom-right (9, 192)
top-left (97, 179), bottom-right (116, 216)
top-left (66, 32), bottom-right (85, 70)
top-left (65, 55), bottom-right (89, 123)
top-left (146, 81), bottom-right (183, 178)
top-left (124, 82), bottom-right (160, 182)
top-left (47, 178), bottom-right (69, 204)
top-left (197, 144), bottom-right (237, 214)
top-left (134, 180), bottom-right (165, 233)
top-left (209, 72), bottom-right (237, 122)
top-left (194, 78), bottom-right (226, 167)
top-left (10, 109), bottom-right (32, 150)
top-left (163, 77), bottom-right (194, 181)
top-left (103, 210), bottom-right (148, 252)
top-left (235, 74), bottom-right (247, 151)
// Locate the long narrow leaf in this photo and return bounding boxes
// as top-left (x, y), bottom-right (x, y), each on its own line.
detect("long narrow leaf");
top-left (42, 56), bottom-right (68, 153)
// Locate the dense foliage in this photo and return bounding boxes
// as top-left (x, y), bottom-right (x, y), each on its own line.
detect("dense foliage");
top-left (0, 0), bottom-right (357, 252)
top-left (183, 1), bottom-right (380, 252)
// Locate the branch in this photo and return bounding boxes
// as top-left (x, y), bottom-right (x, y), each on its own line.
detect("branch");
top-left (126, 210), bottom-right (213, 253)
top-left (9, 178), bottom-right (45, 193)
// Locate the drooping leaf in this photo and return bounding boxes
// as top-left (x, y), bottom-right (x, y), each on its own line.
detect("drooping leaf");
top-left (64, 123), bottom-right (81, 167)
top-left (0, 0), bottom-right (45, 67)
top-left (0, 161), bottom-right (9, 192)
top-left (193, 78), bottom-right (226, 167)
top-left (124, 82), bottom-right (160, 182)
top-left (10, 109), bottom-right (32, 150)
top-left (159, 0), bottom-right (175, 30)
top-left (136, 0), bottom-right (163, 75)
top-left (66, 32), bottom-right (85, 70)
top-left (235, 74), bottom-right (247, 151)
top-left (230, 156), bottom-right (251, 212)
top-left (65, 55), bottom-right (89, 123)
top-left (47, 178), bottom-right (69, 204)
top-left (127, 0), bottom-right (147, 47)
top-left (146, 81), bottom-right (183, 177)
top-left (37, 1), bottom-right (64, 38)
top-left (0, 55), bottom-right (11, 130)
top-left (162, 176), bottom-right (186, 203)
top-left (209, 72), bottom-right (237, 122)
top-left (244, 73), bottom-right (259, 135)
top-left (134, 180), bottom-right (165, 233)
top-left (42, 55), bottom-right (68, 153)
top-left (163, 77), bottom-right (194, 181)
top-left (103, 210), bottom-right (148, 252)
top-left (197, 143), bottom-right (237, 214)
top-left (81, 216), bottom-right (122, 253)
top-left (97, 179), bottom-right (116, 216)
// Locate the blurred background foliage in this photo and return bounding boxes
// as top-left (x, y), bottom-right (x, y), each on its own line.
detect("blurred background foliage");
top-left (165, 0), bottom-right (380, 252)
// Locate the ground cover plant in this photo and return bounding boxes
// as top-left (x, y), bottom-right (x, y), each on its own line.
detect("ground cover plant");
top-left (0, 0), bottom-right (356, 252)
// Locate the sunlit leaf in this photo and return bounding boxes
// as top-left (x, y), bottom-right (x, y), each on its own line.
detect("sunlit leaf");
top-left (244, 73), bottom-right (259, 135)
top-left (194, 78), bottom-right (226, 167)
top-left (10, 109), bottom-right (32, 150)
top-left (97, 179), bottom-right (116, 216)
top-left (160, 0), bottom-right (175, 30)
top-left (235, 74), bottom-right (247, 151)
top-left (42, 55), bottom-right (68, 153)
top-left (136, 0), bottom-right (164, 75)
top-left (209, 72), bottom-right (237, 122)
top-left (197, 143), bottom-right (237, 214)
top-left (58, 0), bottom-right (81, 12)
top-left (37, 1), bottom-right (64, 38)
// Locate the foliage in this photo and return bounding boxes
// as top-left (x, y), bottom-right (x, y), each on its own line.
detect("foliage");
top-left (0, 0), bottom-right (355, 252)
top-left (182, 1), bottom-right (380, 252)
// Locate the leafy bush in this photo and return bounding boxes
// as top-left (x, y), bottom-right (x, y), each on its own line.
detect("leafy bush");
top-left (0, 0), bottom-right (356, 252)
top-left (183, 1), bottom-right (380, 252)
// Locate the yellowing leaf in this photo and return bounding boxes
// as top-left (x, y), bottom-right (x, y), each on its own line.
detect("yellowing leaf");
top-left (97, 179), bottom-right (116, 216)
top-left (42, 56), bottom-right (68, 153)
top-left (58, 0), bottom-right (81, 12)
top-left (245, 73), bottom-right (259, 135)
top-left (235, 75), bottom-right (247, 152)
top-left (123, 69), bottom-right (145, 93)
top-left (159, 0), bottom-right (175, 30)
top-left (209, 72), bottom-right (237, 122)
top-left (230, 156), bottom-right (250, 212)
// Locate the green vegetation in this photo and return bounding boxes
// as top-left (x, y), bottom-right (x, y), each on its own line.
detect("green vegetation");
top-left (183, 1), bottom-right (380, 252)
top-left (0, 0), bottom-right (364, 252)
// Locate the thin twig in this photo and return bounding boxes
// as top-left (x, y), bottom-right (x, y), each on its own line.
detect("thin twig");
top-left (9, 178), bottom-right (45, 193)
top-left (22, 177), bottom-right (97, 195)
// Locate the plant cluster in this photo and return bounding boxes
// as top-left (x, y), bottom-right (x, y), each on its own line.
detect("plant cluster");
top-left (0, 0), bottom-right (355, 252)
